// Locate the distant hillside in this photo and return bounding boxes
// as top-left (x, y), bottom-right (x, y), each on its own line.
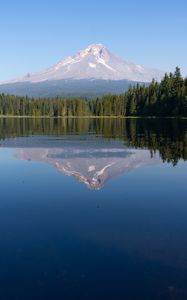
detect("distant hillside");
top-left (0, 79), bottom-right (145, 98)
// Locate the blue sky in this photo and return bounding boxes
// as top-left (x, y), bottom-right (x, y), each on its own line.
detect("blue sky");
top-left (0, 0), bottom-right (187, 80)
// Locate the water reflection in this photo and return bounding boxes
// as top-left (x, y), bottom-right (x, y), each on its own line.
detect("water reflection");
top-left (15, 139), bottom-right (160, 189)
top-left (0, 117), bottom-right (187, 165)
top-left (0, 117), bottom-right (186, 189)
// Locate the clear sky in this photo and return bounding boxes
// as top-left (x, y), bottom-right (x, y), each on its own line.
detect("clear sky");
top-left (0, 0), bottom-right (187, 80)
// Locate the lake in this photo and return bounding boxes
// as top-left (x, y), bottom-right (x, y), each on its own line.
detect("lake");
top-left (0, 117), bottom-right (187, 300)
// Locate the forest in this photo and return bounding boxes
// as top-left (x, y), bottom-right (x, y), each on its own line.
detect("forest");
top-left (0, 67), bottom-right (187, 117)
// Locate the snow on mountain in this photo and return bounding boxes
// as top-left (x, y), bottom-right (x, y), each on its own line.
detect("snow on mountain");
top-left (1, 44), bottom-right (164, 84)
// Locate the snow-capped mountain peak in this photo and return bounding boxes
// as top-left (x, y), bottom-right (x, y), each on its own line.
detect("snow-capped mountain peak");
top-left (0, 43), bottom-right (164, 85)
top-left (79, 43), bottom-right (106, 57)
top-left (52, 43), bottom-right (113, 75)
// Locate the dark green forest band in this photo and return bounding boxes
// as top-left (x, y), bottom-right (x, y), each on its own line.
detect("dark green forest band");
top-left (0, 68), bottom-right (187, 117)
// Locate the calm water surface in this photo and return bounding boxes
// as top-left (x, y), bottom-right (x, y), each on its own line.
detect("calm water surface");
top-left (0, 118), bottom-right (187, 300)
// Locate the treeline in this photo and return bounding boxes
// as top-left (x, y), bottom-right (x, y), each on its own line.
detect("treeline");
top-left (92, 67), bottom-right (187, 116)
top-left (0, 67), bottom-right (187, 117)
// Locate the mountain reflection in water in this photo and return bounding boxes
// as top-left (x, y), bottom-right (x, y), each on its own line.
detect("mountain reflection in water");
top-left (15, 140), bottom-right (160, 189)
top-left (0, 117), bottom-right (186, 189)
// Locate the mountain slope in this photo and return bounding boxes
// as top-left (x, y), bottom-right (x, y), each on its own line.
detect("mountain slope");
top-left (0, 79), bottom-right (144, 98)
top-left (2, 43), bottom-right (163, 83)
top-left (0, 44), bottom-right (164, 97)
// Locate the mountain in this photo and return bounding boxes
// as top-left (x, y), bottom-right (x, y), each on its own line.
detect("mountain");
top-left (0, 44), bottom-right (164, 97)
top-left (2, 43), bottom-right (163, 83)
top-left (0, 79), bottom-right (142, 98)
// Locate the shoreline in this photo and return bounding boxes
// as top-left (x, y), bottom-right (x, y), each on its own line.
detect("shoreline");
top-left (0, 115), bottom-right (187, 120)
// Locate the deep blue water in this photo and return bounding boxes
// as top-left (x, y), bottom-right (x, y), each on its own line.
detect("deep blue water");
top-left (0, 118), bottom-right (187, 300)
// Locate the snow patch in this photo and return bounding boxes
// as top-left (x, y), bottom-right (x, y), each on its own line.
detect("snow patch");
top-left (95, 163), bottom-right (114, 177)
top-left (89, 63), bottom-right (96, 68)
top-left (136, 64), bottom-right (145, 72)
top-left (97, 57), bottom-right (116, 72)
top-left (88, 165), bottom-right (96, 172)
